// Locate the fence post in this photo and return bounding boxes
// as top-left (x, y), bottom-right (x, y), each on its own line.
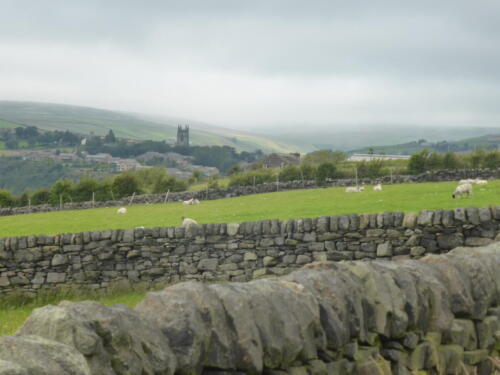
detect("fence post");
top-left (206, 185), bottom-right (209, 200)
top-left (390, 168), bottom-right (394, 184)
top-left (129, 192), bottom-right (136, 206)
top-left (164, 190), bottom-right (170, 204)
top-left (253, 175), bottom-right (256, 188)
top-left (28, 198), bottom-right (31, 213)
top-left (59, 194), bottom-right (62, 210)
top-left (355, 167), bottom-right (359, 190)
top-left (276, 175), bottom-right (279, 192)
top-left (92, 192), bottom-right (95, 208)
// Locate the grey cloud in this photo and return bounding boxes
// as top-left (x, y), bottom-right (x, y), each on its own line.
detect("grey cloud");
top-left (0, 0), bottom-right (500, 128)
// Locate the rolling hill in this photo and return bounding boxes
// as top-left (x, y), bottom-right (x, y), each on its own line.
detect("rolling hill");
top-left (350, 133), bottom-right (500, 155)
top-left (252, 124), bottom-right (500, 152)
top-left (0, 101), bottom-right (299, 153)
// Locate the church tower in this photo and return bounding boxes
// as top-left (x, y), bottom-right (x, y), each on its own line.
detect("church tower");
top-left (176, 125), bottom-right (189, 147)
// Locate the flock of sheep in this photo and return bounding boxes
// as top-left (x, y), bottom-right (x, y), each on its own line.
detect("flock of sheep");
top-left (344, 178), bottom-right (489, 199)
top-left (452, 178), bottom-right (488, 199)
top-left (345, 183), bottom-right (382, 193)
top-left (115, 178), bottom-right (489, 221)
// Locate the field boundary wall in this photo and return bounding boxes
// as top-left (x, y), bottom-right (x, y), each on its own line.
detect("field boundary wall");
top-left (0, 205), bottom-right (498, 295)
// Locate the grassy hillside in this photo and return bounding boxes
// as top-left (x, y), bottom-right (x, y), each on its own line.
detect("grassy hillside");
top-left (0, 101), bottom-right (298, 153)
top-left (0, 180), bottom-right (498, 238)
top-left (0, 119), bottom-right (18, 129)
top-left (351, 134), bottom-right (500, 155)
top-left (255, 125), bottom-right (500, 152)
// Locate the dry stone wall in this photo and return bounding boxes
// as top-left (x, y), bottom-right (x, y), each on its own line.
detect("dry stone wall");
top-left (1, 167), bottom-right (498, 217)
top-left (0, 206), bottom-right (499, 295)
top-left (1, 242), bottom-right (500, 374)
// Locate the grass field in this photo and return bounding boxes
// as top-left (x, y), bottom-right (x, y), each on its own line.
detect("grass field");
top-left (0, 290), bottom-right (148, 336)
top-left (0, 179), bottom-right (498, 335)
top-left (0, 180), bottom-right (498, 238)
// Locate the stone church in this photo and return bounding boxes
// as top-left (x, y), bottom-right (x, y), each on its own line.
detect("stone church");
top-left (176, 125), bottom-right (189, 147)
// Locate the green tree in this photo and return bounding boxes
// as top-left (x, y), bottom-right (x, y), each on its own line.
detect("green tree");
top-left (112, 174), bottom-right (140, 198)
top-left (302, 150), bottom-right (347, 165)
top-left (442, 152), bottom-right (460, 169)
top-left (316, 162), bottom-right (337, 182)
top-left (31, 189), bottom-right (51, 205)
top-left (228, 165), bottom-right (242, 175)
top-left (483, 151), bottom-right (499, 168)
top-left (104, 129), bottom-right (117, 143)
top-left (192, 170), bottom-right (203, 182)
top-left (72, 177), bottom-right (99, 202)
top-left (407, 149), bottom-right (430, 174)
top-left (278, 165), bottom-right (301, 182)
top-left (0, 190), bottom-right (14, 207)
top-left (50, 179), bottom-right (73, 204)
top-left (469, 149), bottom-right (485, 168)
top-left (153, 176), bottom-right (188, 193)
top-left (426, 153), bottom-right (443, 170)
top-left (300, 164), bottom-right (317, 180)
top-left (15, 192), bottom-right (30, 207)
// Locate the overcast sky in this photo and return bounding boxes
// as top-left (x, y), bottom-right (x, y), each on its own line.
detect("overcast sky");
top-left (1, 0), bottom-right (500, 130)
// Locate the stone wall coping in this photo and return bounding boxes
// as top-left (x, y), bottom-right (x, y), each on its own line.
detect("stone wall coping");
top-left (1, 205), bottom-right (498, 251)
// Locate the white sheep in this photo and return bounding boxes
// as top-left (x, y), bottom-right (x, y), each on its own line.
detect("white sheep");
top-left (117, 207), bottom-right (127, 214)
top-left (458, 179), bottom-right (474, 185)
top-left (373, 184), bottom-right (382, 191)
top-left (475, 179), bottom-right (488, 185)
top-left (183, 198), bottom-right (201, 205)
top-left (452, 183), bottom-right (473, 199)
top-left (345, 187), bottom-right (363, 193)
top-left (182, 216), bottom-right (198, 226)
top-left (183, 198), bottom-right (194, 205)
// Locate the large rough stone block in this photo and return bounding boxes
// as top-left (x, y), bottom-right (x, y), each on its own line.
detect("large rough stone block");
top-left (17, 301), bottom-right (176, 375)
top-left (0, 336), bottom-right (91, 375)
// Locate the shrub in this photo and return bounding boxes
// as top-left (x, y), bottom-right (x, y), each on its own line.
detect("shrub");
top-left (0, 190), bottom-right (14, 208)
top-left (72, 177), bottom-right (99, 202)
top-left (50, 179), bottom-right (73, 204)
top-left (31, 189), bottom-right (51, 205)
top-left (316, 162), bottom-right (338, 182)
top-left (278, 165), bottom-right (302, 182)
top-left (112, 174), bottom-right (140, 198)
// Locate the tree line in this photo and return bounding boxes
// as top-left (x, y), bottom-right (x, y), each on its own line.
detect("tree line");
top-left (227, 149), bottom-right (500, 187)
top-left (0, 168), bottom-right (188, 208)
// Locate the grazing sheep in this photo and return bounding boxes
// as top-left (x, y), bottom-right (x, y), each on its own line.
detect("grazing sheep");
top-left (459, 179), bottom-right (474, 185)
top-left (452, 183), bottom-right (473, 199)
top-left (182, 216), bottom-right (198, 226)
top-left (345, 187), bottom-right (363, 193)
top-left (117, 207), bottom-right (127, 214)
top-left (373, 184), bottom-right (382, 191)
top-left (475, 179), bottom-right (488, 185)
top-left (183, 198), bottom-right (201, 205)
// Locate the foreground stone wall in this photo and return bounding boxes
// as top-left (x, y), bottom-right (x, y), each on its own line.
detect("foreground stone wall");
top-left (0, 206), bottom-right (499, 295)
top-left (1, 242), bottom-right (499, 374)
top-left (1, 167), bottom-right (498, 217)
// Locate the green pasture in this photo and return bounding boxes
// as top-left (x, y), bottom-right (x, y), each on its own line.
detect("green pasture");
top-left (0, 180), bottom-right (498, 238)
top-left (0, 290), bottom-right (147, 336)
top-left (0, 179), bottom-right (499, 336)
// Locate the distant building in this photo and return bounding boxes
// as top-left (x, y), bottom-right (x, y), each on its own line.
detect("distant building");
top-left (260, 153), bottom-right (301, 169)
top-left (176, 125), bottom-right (189, 147)
top-left (347, 154), bottom-right (411, 162)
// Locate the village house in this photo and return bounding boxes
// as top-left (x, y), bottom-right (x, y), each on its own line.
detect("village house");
top-left (259, 153), bottom-right (301, 169)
